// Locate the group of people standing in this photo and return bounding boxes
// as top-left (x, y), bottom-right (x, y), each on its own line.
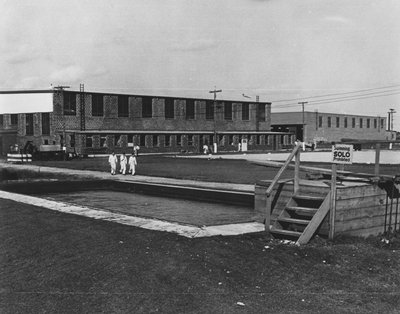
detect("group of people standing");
top-left (108, 146), bottom-right (139, 176)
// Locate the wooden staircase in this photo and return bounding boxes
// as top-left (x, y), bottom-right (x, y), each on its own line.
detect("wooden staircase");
top-left (270, 191), bottom-right (331, 245)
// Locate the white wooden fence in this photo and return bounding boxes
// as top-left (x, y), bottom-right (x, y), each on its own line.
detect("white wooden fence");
top-left (7, 153), bottom-right (32, 163)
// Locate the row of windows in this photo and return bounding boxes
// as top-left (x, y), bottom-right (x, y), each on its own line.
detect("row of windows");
top-left (24, 113), bottom-right (50, 136)
top-left (0, 114), bottom-right (19, 127)
top-left (318, 116), bottom-right (385, 129)
top-left (83, 133), bottom-right (283, 148)
top-left (63, 92), bottom-right (266, 121)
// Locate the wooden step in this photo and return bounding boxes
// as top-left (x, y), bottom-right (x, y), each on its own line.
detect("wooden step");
top-left (270, 227), bottom-right (302, 238)
top-left (286, 206), bottom-right (318, 216)
top-left (293, 194), bottom-right (325, 202)
top-left (277, 217), bottom-right (310, 225)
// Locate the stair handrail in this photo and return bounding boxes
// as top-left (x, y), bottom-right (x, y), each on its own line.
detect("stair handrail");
top-left (265, 143), bottom-right (302, 231)
top-left (266, 143), bottom-right (301, 197)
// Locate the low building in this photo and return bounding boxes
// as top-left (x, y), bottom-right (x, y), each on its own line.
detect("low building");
top-left (0, 89), bottom-right (294, 156)
top-left (271, 111), bottom-right (387, 144)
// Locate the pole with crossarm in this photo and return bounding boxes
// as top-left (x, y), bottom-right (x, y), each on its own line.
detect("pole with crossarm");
top-left (209, 87), bottom-right (222, 153)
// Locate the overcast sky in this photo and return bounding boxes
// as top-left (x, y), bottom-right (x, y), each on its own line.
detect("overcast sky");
top-left (1, 0), bottom-right (399, 130)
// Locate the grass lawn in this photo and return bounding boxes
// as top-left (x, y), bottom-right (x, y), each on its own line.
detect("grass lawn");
top-left (1, 155), bottom-right (400, 313)
top-left (1, 199), bottom-right (400, 313)
top-left (26, 154), bottom-right (400, 184)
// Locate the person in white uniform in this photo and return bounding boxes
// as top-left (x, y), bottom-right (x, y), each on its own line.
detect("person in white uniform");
top-left (120, 152), bottom-right (128, 175)
top-left (108, 152), bottom-right (118, 175)
top-left (128, 153), bottom-right (137, 175)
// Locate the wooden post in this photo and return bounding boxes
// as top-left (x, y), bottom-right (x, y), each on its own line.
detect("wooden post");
top-left (265, 194), bottom-right (271, 232)
top-left (375, 143), bottom-right (381, 177)
top-left (329, 163), bottom-right (337, 240)
top-left (294, 148), bottom-right (300, 195)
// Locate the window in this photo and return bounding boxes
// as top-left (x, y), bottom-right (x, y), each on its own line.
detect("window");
top-left (218, 135), bottom-right (224, 146)
top-left (127, 134), bottom-right (135, 147)
top-left (165, 135), bottom-right (171, 147)
top-left (11, 114), bottom-right (18, 125)
top-left (0, 115), bottom-right (3, 127)
top-left (114, 134), bottom-right (123, 147)
top-left (86, 135), bottom-right (93, 148)
top-left (360, 118), bottom-right (363, 128)
top-left (327, 117), bottom-right (331, 128)
top-left (176, 135), bottom-right (182, 146)
top-left (142, 97), bottom-right (153, 118)
top-left (63, 92), bottom-right (77, 115)
top-left (152, 135), bottom-right (159, 147)
top-left (336, 117), bottom-right (340, 128)
top-left (257, 104), bottom-right (266, 121)
top-left (188, 135), bottom-right (194, 146)
top-left (381, 119), bottom-right (385, 129)
top-left (318, 116), bottom-right (323, 127)
top-left (374, 119), bottom-right (377, 129)
top-left (367, 118), bottom-right (370, 128)
top-left (344, 117), bottom-right (348, 128)
top-left (100, 135), bottom-right (107, 147)
top-left (140, 135), bottom-right (146, 146)
top-left (118, 95), bottom-right (129, 117)
top-left (186, 100), bottom-right (195, 119)
top-left (26, 114), bottom-right (34, 135)
top-left (206, 101), bottom-right (214, 120)
top-left (69, 134), bottom-right (75, 147)
top-left (229, 135), bottom-right (234, 145)
top-left (41, 113), bottom-right (50, 135)
top-left (164, 98), bottom-right (174, 119)
top-left (352, 118), bottom-right (356, 128)
top-left (224, 102), bottom-right (232, 120)
top-left (257, 135), bottom-right (262, 145)
top-left (241, 103), bottom-right (249, 120)
top-left (92, 94), bottom-right (104, 116)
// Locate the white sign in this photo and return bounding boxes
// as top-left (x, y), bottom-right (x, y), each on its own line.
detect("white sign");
top-left (332, 144), bottom-right (354, 164)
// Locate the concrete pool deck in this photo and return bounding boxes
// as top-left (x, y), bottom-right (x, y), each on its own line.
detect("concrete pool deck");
top-left (0, 190), bottom-right (264, 238)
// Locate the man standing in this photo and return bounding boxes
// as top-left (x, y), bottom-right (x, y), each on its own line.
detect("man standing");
top-left (120, 152), bottom-right (128, 175)
top-left (133, 145), bottom-right (140, 157)
top-left (128, 153), bottom-right (137, 176)
top-left (108, 151), bottom-right (118, 175)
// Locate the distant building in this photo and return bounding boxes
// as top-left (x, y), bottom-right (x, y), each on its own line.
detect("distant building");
top-left (271, 111), bottom-right (387, 144)
top-left (0, 89), bottom-right (293, 156)
top-left (385, 130), bottom-right (397, 141)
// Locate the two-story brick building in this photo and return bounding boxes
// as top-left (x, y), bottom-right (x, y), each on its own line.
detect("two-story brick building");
top-left (0, 89), bottom-right (293, 156)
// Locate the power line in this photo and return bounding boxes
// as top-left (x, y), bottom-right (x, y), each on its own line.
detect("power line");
top-left (273, 90), bottom-right (400, 109)
top-left (267, 83), bottom-right (400, 103)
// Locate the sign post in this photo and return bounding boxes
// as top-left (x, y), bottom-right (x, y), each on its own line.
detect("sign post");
top-left (329, 144), bottom-right (354, 239)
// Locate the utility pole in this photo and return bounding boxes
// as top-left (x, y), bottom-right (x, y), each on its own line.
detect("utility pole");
top-left (389, 108), bottom-right (396, 131)
top-left (80, 84), bottom-right (85, 131)
top-left (298, 101), bottom-right (308, 141)
top-left (209, 87), bottom-right (222, 153)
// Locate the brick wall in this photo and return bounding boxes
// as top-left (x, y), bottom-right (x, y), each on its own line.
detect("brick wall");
top-left (272, 111), bottom-right (387, 143)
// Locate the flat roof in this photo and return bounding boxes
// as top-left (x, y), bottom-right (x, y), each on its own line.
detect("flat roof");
top-left (0, 89), bottom-right (270, 105)
top-left (272, 111), bottom-right (386, 119)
